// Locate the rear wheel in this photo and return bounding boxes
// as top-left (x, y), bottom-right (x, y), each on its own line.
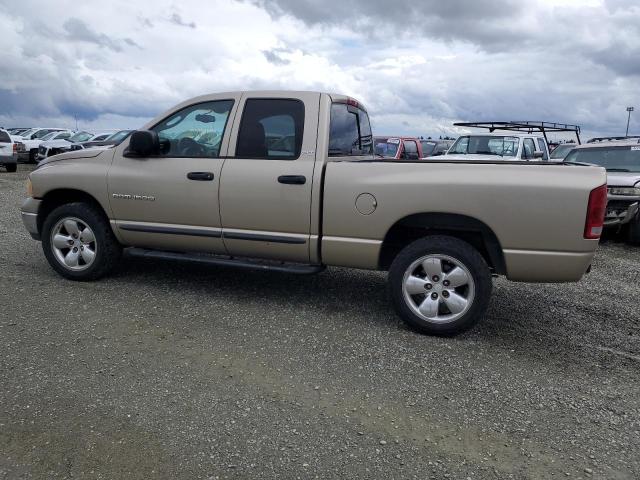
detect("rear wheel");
top-left (389, 236), bottom-right (492, 336)
top-left (42, 202), bottom-right (122, 281)
top-left (29, 149), bottom-right (37, 163)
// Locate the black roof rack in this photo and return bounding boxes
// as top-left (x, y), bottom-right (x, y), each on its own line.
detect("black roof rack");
top-left (453, 121), bottom-right (582, 144)
top-left (587, 135), bottom-right (640, 144)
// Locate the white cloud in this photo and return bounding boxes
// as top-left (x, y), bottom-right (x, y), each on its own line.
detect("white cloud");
top-left (0, 0), bottom-right (638, 139)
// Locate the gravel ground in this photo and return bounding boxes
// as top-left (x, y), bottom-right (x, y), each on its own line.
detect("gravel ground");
top-left (1, 164), bottom-right (639, 479)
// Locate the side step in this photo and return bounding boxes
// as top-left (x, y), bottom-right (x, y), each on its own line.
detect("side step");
top-left (126, 248), bottom-right (326, 275)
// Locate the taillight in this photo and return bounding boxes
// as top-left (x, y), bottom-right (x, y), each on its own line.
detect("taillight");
top-left (12, 143), bottom-right (17, 153)
top-left (584, 184), bottom-right (607, 239)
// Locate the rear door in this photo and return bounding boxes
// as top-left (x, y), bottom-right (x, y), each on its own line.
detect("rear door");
top-left (219, 92), bottom-right (320, 263)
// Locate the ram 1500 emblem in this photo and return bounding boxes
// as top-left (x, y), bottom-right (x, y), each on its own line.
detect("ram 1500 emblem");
top-left (112, 193), bottom-right (156, 201)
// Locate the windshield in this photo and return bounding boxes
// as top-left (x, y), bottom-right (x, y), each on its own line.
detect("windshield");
top-left (375, 139), bottom-right (400, 158)
top-left (19, 128), bottom-right (37, 138)
top-left (105, 130), bottom-right (132, 143)
top-left (449, 135), bottom-right (519, 157)
top-left (69, 131), bottom-right (93, 142)
top-left (550, 144), bottom-right (577, 160)
top-left (564, 146), bottom-right (640, 172)
top-left (41, 131), bottom-right (60, 141)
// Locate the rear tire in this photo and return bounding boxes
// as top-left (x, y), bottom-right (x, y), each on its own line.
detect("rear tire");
top-left (628, 215), bottom-right (640, 245)
top-left (29, 150), bottom-right (37, 163)
top-left (41, 202), bottom-right (122, 281)
top-left (388, 235), bottom-right (492, 336)
top-left (5, 164), bottom-right (17, 172)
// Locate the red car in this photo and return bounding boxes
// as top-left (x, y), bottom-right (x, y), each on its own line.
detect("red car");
top-left (374, 136), bottom-right (423, 160)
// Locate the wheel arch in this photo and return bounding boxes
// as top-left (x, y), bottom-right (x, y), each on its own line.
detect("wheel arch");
top-left (37, 189), bottom-right (112, 236)
top-left (379, 212), bottom-right (506, 274)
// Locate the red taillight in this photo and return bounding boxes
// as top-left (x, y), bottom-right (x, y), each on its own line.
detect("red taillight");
top-left (12, 143), bottom-right (17, 153)
top-left (584, 184), bottom-right (607, 239)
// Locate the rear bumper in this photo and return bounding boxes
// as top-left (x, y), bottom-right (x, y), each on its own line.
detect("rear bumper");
top-left (0, 154), bottom-right (17, 164)
top-left (504, 248), bottom-right (596, 283)
top-left (21, 197), bottom-right (42, 240)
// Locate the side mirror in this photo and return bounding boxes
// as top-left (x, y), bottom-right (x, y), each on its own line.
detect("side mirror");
top-left (533, 151), bottom-right (544, 159)
top-left (125, 130), bottom-right (160, 157)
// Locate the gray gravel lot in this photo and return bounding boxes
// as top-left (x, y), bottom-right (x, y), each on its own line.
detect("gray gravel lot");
top-left (1, 164), bottom-right (639, 479)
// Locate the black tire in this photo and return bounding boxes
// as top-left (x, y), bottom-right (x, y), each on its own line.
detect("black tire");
top-left (388, 235), bottom-right (492, 336)
top-left (29, 150), bottom-right (38, 163)
top-left (41, 202), bottom-right (122, 281)
top-left (5, 164), bottom-right (17, 172)
top-left (628, 215), bottom-right (640, 245)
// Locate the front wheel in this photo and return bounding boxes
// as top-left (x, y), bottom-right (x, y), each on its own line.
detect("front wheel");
top-left (388, 236), bottom-right (492, 336)
top-left (5, 163), bottom-right (17, 172)
top-left (41, 202), bottom-right (122, 281)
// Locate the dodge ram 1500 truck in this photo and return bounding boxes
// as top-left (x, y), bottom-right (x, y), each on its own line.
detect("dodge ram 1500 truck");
top-left (21, 91), bottom-right (607, 335)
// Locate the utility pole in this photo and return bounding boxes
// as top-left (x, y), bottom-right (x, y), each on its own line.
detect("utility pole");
top-left (626, 107), bottom-right (634, 137)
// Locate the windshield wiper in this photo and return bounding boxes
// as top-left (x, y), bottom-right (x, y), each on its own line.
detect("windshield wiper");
top-left (606, 168), bottom-right (631, 172)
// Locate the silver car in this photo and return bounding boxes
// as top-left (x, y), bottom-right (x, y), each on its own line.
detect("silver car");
top-left (564, 139), bottom-right (640, 244)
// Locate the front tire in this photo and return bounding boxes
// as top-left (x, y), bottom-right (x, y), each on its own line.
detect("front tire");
top-left (29, 149), bottom-right (38, 163)
top-left (5, 163), bottom-right (17, 172)
top-left (41, 202), bottom-right (122, 281)
top-left (389, 236), bottom-right (492, 336)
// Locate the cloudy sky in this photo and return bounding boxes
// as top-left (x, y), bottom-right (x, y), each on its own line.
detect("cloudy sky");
top-left (0, 0), bottom-right (638, 140)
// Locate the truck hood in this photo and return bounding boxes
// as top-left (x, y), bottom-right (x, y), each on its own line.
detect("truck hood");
top-left (606, 171), bottom-right (640, 187)
top-left (37, 148), bottom-right (105, 168)
top-left (40, 139), bottom-right (74, 148)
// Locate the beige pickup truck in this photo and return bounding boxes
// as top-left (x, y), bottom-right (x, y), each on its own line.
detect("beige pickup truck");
top-left (21, 91), bottom-right (608, 335)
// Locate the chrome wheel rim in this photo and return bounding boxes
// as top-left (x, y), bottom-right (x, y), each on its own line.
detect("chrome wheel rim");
top-left (402, 254), bottom-right (475, 324)
top-left (50, 217), bottom-right (97, 271)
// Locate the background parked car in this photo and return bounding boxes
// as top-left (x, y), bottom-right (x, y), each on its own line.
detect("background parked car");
top-left (12, 128), bottom-right (69, 162)
top-left (420, 139), bottom-right (454, 158)
top-left (443, 133), bottom-right (550, 161)
top-left (36, 131), bottom-right (116, 161)
top-left (0, 128), bottom-right (18, 172)
top-left (564, 139), bottom-right (640, 244)
top-left (549, 143), bottom-right (579, 161)
top-left (69, 130), bottom-right (133, 151)
top-left (374, 136), bottom-right (423, 159)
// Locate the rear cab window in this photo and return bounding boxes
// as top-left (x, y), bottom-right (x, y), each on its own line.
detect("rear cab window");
top-left (0, 130), bottom-right (11, 143)
top-left (328, 101), bottom-right (373, 157)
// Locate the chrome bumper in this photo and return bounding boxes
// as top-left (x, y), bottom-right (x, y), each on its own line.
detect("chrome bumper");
top-left (21, 198), bottom-right (42, 240)
top-left (604, 202), bottom-right (638, 227)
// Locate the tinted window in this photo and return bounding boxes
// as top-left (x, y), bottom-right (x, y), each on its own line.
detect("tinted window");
top-left (56, 132), bottom-right (72, 140)
top-left (537, 138), bottom-right (549, 160)
top-left (523, 139), bottom-right (536, 159)
top-left (550, 144), bottom-right (576, 160)
top-left (0, 130), bottom-right (11, 143)
top-left (402, 140), bottom-right (418, 159)
top-left (236, 99), bottom-right (304, 159)
top-left (92, 134), bottom-right (111, 141)
top-left (152, 100), bottom-right (234, 158)
top-left (421, 141), bottom-right (437, 156)
top-left (328, 103), bottom-right (373, 156)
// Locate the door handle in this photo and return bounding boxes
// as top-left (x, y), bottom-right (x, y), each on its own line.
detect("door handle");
top-left (278, 175), bottom-right (306, 185)
top-left (187, 172), bottom-right (214, 181)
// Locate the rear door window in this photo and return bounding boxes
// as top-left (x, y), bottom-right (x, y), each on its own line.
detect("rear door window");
top-left (402, 140), bottom-right (418, 159)
top-left (537, 138), bottom-right (549, 160)
top-left (328, 103), bottom-right (373, 156)
top-left (236, 99), bottom-right (304, 159)
top-left (523, 139), bottom-right (536, 159)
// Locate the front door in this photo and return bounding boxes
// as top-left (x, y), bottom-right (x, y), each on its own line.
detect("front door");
top-left (108, 94), bottom-right (240, 253)
top-left (219, 92), bottom-right (320, 263)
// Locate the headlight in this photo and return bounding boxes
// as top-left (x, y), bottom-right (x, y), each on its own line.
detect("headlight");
top-left (26, 177), bottom-right (33, 197)
top-left (608, 187), bottom-right (640, 196)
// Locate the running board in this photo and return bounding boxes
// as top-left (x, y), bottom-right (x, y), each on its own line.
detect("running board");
top-left (126, 248), bottom-right (326, 275)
